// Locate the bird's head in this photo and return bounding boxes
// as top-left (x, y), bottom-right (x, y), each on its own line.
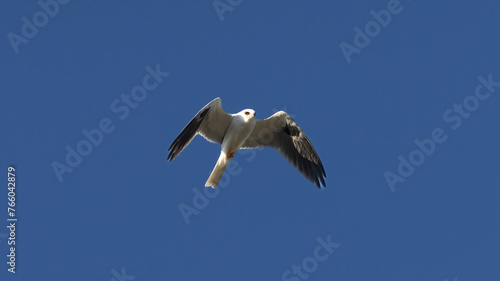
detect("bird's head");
top-left (239, 109), bottom-right (256, 121)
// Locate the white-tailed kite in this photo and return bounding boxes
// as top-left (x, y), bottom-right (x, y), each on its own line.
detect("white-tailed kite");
top-left (168, 98), bottom-right (326, 188)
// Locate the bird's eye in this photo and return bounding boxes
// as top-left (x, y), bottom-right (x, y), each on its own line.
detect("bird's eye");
top-left (245, 112), bottom-right (250, 116)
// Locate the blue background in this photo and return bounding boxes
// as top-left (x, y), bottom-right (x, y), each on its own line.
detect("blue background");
top-left (1, 0), bottom-right (499, 280)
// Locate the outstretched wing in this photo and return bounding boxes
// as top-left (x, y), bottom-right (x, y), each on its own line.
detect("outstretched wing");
top-left (168, 97), bottom-right (233, 162)
top-left (242, 111), bottom-right (326, 188)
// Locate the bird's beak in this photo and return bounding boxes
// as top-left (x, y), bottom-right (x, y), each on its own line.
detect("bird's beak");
top-left (254, 112), bottom-right (256, 117)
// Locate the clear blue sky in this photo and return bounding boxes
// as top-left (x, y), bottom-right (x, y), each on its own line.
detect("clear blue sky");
top-left (1, 1), bottom-right (499, 280)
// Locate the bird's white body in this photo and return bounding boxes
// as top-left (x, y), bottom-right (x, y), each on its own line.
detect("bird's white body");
top-left (222, 111), bottom-right (256, 156)
top-left (205, 110), bottom-right (256, 187)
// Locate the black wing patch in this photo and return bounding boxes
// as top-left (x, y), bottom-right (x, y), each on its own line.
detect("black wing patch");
top-left (167, 107), bottom-right (210, 162)
top-left (279, 117), bottom-right (326, 188)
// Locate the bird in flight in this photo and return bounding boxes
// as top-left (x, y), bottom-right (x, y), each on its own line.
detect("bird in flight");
top-left (167, 98), bottom-right (326, 188)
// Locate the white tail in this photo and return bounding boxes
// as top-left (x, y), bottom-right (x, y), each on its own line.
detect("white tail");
top-left (205, 152), bottom-right (231, 188)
